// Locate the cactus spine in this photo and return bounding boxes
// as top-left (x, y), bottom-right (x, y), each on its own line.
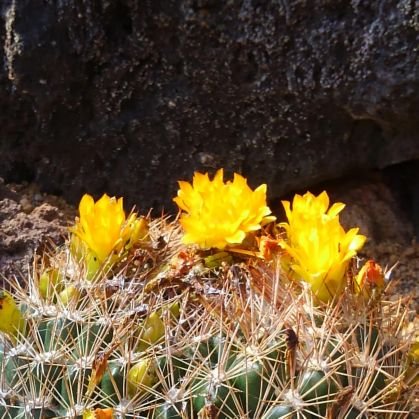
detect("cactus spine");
top-left (0, 186), bottom-right (416, 418)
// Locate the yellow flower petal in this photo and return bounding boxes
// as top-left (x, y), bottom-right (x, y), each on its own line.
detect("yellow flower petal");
top-left (279, 191), bottom-right (365, 302)
top-left (328, 202), bottom-right (345, 217)
top-left (173, 170), bottom-right (275, 249)
top-left (70, 194), bottom-right (147, 266)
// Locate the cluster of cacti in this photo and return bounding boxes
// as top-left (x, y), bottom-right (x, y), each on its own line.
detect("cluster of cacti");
top-left (0, 171), bottom-right (417, 418)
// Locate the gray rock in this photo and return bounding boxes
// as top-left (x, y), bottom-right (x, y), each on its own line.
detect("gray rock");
top-left (0, 0), bottom-right (418, 211)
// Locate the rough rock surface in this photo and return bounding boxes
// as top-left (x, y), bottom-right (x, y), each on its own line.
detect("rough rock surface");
top-left (0, 180), bottom-right (74, 281)
top-left (0, 1), bottom-right (418, 211)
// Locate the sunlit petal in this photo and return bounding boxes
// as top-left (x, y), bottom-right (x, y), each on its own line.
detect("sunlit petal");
top-left (278, 191), bottom-right (365, 302)
top-left (70, 194), bottom-right (147, 264)
top-left (173, 170), bottom-right (275, 249)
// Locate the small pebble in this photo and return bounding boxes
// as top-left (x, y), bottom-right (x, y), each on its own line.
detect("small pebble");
top-left (19, 197), bottom-right (33, 213)
top-left (402, 247), bottom-right (416, 257)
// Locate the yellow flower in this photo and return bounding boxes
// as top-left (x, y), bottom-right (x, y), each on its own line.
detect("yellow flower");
top-left (173, 169), bottom-right (275, 249)
top-left (279, 191), bottom-right (366, 302)
top-left (0, 290), bottom-right (26, 342)
top-left (408, 340), bottom-right (419, 364)
top-left (70, 194), bottom-right (148, 264)
top-left (127, 359), bottom-right (158, 397)
top-left (405, 339), bottom-right (419, 385)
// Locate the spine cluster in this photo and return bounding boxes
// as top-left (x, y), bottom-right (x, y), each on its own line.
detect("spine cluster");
top-left (0, 178), bottom-right (416, 419)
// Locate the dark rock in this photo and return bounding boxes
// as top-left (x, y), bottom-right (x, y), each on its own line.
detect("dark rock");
top-left (0, 1), bottom-right (418, 212)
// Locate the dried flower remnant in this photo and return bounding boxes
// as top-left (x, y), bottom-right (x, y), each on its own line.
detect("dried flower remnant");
top-left (173, 169), bottom-right (275, 249)
top-left (83, 408), bottom-right (114, 419)
top-left (257, 235), bottom-right (282, 260)
top-left (355, 260), bottom-right (385, 299)
top-left (279, 191), bottom-right (366, 302)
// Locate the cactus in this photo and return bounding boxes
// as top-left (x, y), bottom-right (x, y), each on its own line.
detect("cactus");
top-left (0, 183), bottom-right (417, 418)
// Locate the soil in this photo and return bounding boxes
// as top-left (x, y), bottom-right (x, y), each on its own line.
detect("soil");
top-left (0, 179), bottom-right (75, 283)
top-left (0, 173), bottom-right (417, 316)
